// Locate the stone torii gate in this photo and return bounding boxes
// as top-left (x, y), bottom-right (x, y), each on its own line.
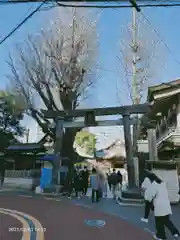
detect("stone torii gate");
top-left (42, 103), bottom-right (151, 195)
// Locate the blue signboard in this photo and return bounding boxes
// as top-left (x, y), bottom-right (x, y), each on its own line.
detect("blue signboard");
top-left (40, 168), bottom-right (52, 190)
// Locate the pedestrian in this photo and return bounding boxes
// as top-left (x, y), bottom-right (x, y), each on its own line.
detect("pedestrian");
top-left (73, 169), bottom-right (81, 199)
top-left (0, 161), bottom-right (5, 189)
top-left (141, 170), bottom-right (154, 223)
top-left (66, 169), bottom-right (74, 199)
top-left (116, 170), bottom-right (123, 196)
top-left (110, 169), bottom-right (118, 200)
top-left (107, 173), bottom-right (112, 191)
top-left (103, 173), bottom-right (109, 198)
top-left (0, 168), bottom-right (5, 188)
top-left (90, 168), bottom-right (99, 203)
top-left (98, 173), bottom-right (104, 200)
top-left (146, 173), bottom-right (180, 240)
top-left (79, 169), bottom-right (84, 195)
top-left (81, 166), bottom-right (89, 195)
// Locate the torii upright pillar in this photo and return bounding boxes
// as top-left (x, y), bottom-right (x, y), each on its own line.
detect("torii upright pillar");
top-left (52, 118), bottom-right (64, 185)
top-left (123, 114), bottom-right (135, 189)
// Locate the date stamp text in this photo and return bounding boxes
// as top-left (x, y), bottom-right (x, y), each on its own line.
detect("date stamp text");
top-left (9, 227), bottom-right (46, 232)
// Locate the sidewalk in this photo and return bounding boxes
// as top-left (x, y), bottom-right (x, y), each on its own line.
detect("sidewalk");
top-left (72, 194), bottom-right (180, 239)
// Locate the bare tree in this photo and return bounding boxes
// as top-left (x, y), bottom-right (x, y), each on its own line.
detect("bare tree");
top-left (118, 14), bottom-right (164, 103)
top-left (6, 7), bottom-right (98, 159)
top-left (117, 12), bottom-right (165, 152)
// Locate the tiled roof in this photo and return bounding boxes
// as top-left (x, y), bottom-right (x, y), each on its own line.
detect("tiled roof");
top-left (96, 140), bottom-right (126, 159)
top-left (7, 143), bottom-right (42, 150)
top-left (148, 78), bottom-right (180, 102)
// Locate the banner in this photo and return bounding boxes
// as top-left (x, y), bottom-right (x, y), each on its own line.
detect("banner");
top-left (73, 131), bottom-right (96, 158)
top-left (40, 168), bottom-right (52, 190)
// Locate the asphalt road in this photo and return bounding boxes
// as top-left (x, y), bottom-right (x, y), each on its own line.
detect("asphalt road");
top-left (73, 196), bottom-right (180, 240)
top-left (0, 195), bottom-right (152, 240)
top-left (0, 213), bottom-right (22, 240)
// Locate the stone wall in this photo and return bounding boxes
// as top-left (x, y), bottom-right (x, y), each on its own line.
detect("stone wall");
top-left (4, 177), bottom-right (33, 189)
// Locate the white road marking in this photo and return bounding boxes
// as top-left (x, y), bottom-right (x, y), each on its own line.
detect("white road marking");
top-left (44, 197), bottom-right (61, 201)
top-left (44, 197), bottom-right (56, 200)
top-left (119, 215), bottom-right (127, 220)
top-left (75, 203), bottom-right (92, 209)
top-left (18, 195), bottom-right (32, 198)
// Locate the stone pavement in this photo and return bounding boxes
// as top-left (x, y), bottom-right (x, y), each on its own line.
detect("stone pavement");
top-left (0, 194), bottom-right (152, 240)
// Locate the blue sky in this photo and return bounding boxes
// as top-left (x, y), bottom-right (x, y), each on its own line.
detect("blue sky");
top-left (1, 3), bottom-right (180, 142)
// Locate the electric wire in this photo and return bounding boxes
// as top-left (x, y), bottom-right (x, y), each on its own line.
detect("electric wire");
top-left (141, 12), bottom-right (180, 67)
top-left (0, 0), bottom-right (46, 45)
top-left (0, 0), bottom-right (180, 8)
top-left (55, 2), bottom-right (180, 9)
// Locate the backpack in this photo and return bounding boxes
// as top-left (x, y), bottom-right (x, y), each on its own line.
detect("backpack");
top-left (110, 173), bottom-right (118, 185)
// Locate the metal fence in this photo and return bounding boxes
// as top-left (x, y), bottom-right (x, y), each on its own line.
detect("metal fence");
top-left (5, 170), bottom-right (32, 178)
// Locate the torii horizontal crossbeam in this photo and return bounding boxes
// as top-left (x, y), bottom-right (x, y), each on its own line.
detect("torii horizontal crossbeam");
top-left (41, 103), bottom-right (151, 119)
top-left (53, 118), bottom-right (135, 128)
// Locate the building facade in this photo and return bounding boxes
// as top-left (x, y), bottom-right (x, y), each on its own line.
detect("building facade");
top-left (140, 79), bottom-right (180, 162)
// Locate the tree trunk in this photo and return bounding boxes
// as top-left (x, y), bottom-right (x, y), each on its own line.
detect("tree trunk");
top-left (61, 128), bottom-right (81, 162)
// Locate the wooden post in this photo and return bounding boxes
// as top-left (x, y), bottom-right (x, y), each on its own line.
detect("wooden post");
top-left (123, 114), bottom-right (136, 189)
top-left (147, 128), bottom-right (158, 161)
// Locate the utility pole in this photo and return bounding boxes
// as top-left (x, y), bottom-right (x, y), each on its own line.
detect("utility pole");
top-left (132, 7), bottom-right (139, 153)
top-left (132, 7), bottom-right (138, 105)
top-left (131, 6), bottom-right (140, 188)
top-left (131, 6), bottom-right (158, 182)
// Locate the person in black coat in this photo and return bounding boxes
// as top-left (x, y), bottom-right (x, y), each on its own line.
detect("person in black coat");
top-left (66, 169), bottom-right (74, 199)
top-left (110, 169), bottom-right (118, 200)
top-left (117, 171), bottom-right (122, 185)
top-left (0, 161), bottom-right (5, 188)
top-left (73, 170), bottom-right (81, 198)
top-left (81, 166), bottom-right (89, 195)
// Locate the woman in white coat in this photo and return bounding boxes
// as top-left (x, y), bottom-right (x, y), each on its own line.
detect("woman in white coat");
top-left (145, 174), bottom-right (180, 240)
top-left (141, 170), bottom-right (154, 223)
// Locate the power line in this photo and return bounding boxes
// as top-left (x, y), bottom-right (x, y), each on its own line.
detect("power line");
top-left (1, 0), bottom-right (180, 8)
top-left (0, 0), bottom-right (46, 45)
top-left (141, 12), bottom-right (180, 67)
top-left (51, 2), bottom-right (180, 9)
